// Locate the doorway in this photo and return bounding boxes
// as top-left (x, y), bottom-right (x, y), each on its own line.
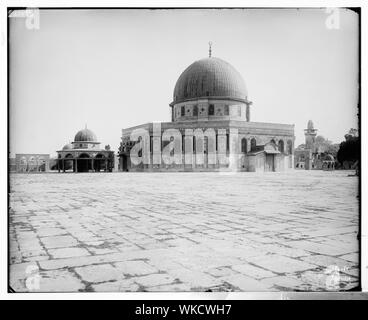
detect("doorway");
top-left (77, 154), bottom-right (91, 172)
top-left (121, 155), bottom-right (128, 171)
top-left (265, 154), bottom-right (275, 172)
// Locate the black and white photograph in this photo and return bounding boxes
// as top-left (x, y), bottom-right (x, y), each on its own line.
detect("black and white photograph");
top-left (4, 2), bottom-right (368, 299)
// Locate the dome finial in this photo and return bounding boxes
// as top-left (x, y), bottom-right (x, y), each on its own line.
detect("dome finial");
top-left (208, 41), bottom-right (212, 58)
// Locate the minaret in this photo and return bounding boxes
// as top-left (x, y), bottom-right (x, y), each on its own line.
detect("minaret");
top-left (304, 120), bottom-right (317, 150)
top-left (208, 41), bottom-right (212, 58)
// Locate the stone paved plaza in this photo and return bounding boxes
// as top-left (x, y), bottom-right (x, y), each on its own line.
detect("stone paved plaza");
top-left (9, 171), bottom-right (360, 292)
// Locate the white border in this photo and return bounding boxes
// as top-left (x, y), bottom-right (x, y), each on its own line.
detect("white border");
top-left (1, 0), bottom-right (367, 300)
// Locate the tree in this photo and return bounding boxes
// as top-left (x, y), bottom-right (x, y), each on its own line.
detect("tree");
top-left (346, 128), bottom-right (358, 138)
top-left (326, 143), bottom-right (340, 157)
top-left (314, 135), bottom-right (332, 153)
top-left (337, 128), bottom-right (360, 165)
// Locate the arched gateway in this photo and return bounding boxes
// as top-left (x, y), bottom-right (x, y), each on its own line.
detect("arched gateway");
top-left (56, 128), bottom-right (115, 173)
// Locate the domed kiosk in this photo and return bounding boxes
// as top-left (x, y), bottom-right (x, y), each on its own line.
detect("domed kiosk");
top-left (57, 127), bottom-right (115, 173)
top-left (119, 47), bottom-right (295, 172)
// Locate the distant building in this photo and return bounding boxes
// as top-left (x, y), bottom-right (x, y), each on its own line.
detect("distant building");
top-left (14, 154), bottom-right (50, 173)
top-left (9, 158), bottom-right (16, 172)
top-left (119, 51), bottom-right (295, 172)
top-left (294, 120), bottom-right (335, 170)
top-left (56, 127), bottom-right (115, 172)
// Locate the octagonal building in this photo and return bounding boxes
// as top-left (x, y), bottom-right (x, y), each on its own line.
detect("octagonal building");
top-left (119, 52), bottom-right (295, 172)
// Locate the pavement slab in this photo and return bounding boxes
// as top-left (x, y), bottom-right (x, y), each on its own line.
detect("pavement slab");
top-left (9, 171), bottom-right (359, 292)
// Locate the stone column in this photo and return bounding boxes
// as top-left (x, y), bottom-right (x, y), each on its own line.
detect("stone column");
top-left (246, 138), bottom-right (251, 153)
top-left (152, 123), bottom-right (162, 168)
top-left (217, 129), bottom-right (227, 166)
top-left (113, 154), bottom-right (119, 172)
top-left (75, 158), bottom-right (78, 173)
top-left (184, 129), bottom-right (193, 168)
top-left (92, 158), bottom-right (95, 172)
top-left (229, 128), bottom-right (239, 170)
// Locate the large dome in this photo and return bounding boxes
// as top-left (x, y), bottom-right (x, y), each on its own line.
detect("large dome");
top-left (74, 128), bottom-right (97, 142)
top-left (172, 57), bottom-right (247, 104)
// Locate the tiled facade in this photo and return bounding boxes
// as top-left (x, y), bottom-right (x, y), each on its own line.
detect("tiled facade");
top-left (119, 120), bottom-right (295, 172)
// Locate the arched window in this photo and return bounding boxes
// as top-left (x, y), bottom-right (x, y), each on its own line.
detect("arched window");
top-left (209, 104), bottom-right (214, 116)
top-left (204, 136), bottom-right (208, 154)
top-left (270, 139), bottom-right (276, 144)
top-left (38, 157), bottom-right (46, 171)
top-left (278, 140), bottom-right (284, 153)
top-left (28, 157), bottom-right (37, 167)
top-left (237, 106), bottom-right (241, 116)
top-left (241, 138), bottom-right (247, 153)
top-left (224, 105), bottom-right (229, 116)
top-left (287, 140), bottom-right (293, 154)
top-left (193, 105), bottom-right (198, 116)
top-left (181, 106), bottom-right (185, 116)
top-left (250, 138), bottom-right (257, 151)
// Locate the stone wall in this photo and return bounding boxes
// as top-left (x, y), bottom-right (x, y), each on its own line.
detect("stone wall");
top-left (15, 154), bottom-right (50, 173)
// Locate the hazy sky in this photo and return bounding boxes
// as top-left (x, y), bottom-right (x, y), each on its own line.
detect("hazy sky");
top-left (9, 8), bottom-right (359, 157)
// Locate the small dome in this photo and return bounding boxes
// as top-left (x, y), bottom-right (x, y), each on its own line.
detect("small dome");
top-left (307, 120), bottom-right (314, 130)
top-left (62, 143), bottom-right (73, 150)
top-left (74, 128), bottom-right (97, 142)
top-left (172, 57), bottom-right (247, 104)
